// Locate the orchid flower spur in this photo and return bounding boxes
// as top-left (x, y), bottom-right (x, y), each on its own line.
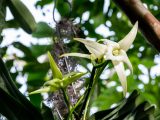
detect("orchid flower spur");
top-left (30, 52), bottom-right (86, 95)
top-left (61, 21), bottom-right (138, 96)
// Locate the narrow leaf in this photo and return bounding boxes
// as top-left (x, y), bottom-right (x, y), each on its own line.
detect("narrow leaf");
top-left (7, 0), bottom-right (36, 34)
top-left (0, 0), bottom-right (6, 35)
top-left (48, 52), bottom-right (63, 79)
top-left (41, 103), bottom-right (54, 120)
top-left (0, 57), bottom-right (43, 119)
top-left (63, 72), bottom-right (86, 87)
top-left (29, 86), bottom-right (54, 94)
top-left (44, 78), bottom-right (61, 87)
top-left (0, 88), bottom-right (39, 120)
top-left (32, 22), bottom-right (54, 38)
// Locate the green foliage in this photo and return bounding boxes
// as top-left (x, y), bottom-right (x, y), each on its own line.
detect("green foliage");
top-left (35, 0), bottom-right (53, 8)
top-left (0, 0), bottom-right (6, 36)
top-left (89, 90), bottom-right (155, 120)
top-left (32, 22), bottom-right (54, 38)
top-left (6, 0), bottom-right (37, 34)
top-left (0, 57), bottom-right (43, 120)
top-left (30, 52), bottom-right (86, 94)
top-left (48, 52), bottom-right (63, 79)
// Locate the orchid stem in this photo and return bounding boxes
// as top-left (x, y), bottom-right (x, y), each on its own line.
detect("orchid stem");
top-left (79, 66), bottom-right (96, 118)
top-left (61, 88), bottom-right (72, 118)
top-left (67, 94), bottom-right (85, 119)
top-left (82, 61), bottom-right (109, 119)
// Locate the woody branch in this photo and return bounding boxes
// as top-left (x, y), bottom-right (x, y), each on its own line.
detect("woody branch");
top-left (113, 0), bottom-right (160, 52)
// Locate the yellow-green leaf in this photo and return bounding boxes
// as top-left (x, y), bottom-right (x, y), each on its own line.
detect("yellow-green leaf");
top-left (63, 72), bottom-right (86, 87)
top-left (44, 78), bottom-right (61, 87)
top-left (47, 52), bottom-right (63, 79)
top-left (29, 86), bottom-right (54, 95)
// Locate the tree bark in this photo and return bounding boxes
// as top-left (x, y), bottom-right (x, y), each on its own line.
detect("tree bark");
top-left (113, 0), bottom-right (160, 52)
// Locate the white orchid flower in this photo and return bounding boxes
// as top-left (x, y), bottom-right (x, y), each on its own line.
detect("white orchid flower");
top-left (61, 22), bottom-right (138, 96)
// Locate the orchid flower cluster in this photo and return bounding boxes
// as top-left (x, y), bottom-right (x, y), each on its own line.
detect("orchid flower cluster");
top-left (61, 21), bottom-right (138, 95)
top-left (29, 22), bottom-right (138, 120)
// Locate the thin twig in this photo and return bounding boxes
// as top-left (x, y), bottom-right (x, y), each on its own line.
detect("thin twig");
top-left (53, 0), bottom-right (58, 24)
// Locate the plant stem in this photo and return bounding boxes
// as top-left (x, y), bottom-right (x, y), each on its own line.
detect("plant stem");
top-left (61, 88), bottom-right (72, 118)
top-left (68, 61), bottom-right (109, 119)
top-left (82, 82), bottom-right (95, 120)
top-left (82, 61), bottom-right (109, 119)
top-left (67, 94), bottom-right (85, 119)
top-left (78, 67), bottom-right (96, 118)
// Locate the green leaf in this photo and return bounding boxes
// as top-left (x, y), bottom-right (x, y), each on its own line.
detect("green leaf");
top-left (141, 59), bottom-right (155, 68)
top-left (30, 44), bottom-right (52, 57)
top-left (35, 0), bottom-right (53, 8)
top-left (0, 88), bottom-right (41, 120)
top-left (23, 62), bottom-right (49, 73)
top-left (63, 72), bottom-right (86, 87)
top-left (12, 42), bottom-right (37, 62)
top-left (41, 103), bottom-right (54, 120)
top-left (56, 0), bottom-right (71, 18)
top-left (7, 0), bottom-right (36, 34)
top-left (0, 47), bottom-right (7, 57)
top-left (89, 90), bottom-right (155, 120)
top-left (0, 75), bottom-right (8, 93)
top-left (47, 52), bottom-right (63, 79)
top-left (30, 72), bottom-right (86, 94)
top-left (155, 109), bottom-right (160, 120)
top-left (0, 57), bottom-right (43, 119)
top-left (89, 90), bottom-right (139, 120)
top-left (44, 78), bottom-right (61, 87)
top-left (0, 0), bottom-right (6, 35)
top-left (133, 102), bottom-right (155, 120)
top-left (0, 57), bottom-right (23, 98)
top-left (89, 107), bottom-right (116, 120)
top-left (4, 19), bottom-right (19, 29)
top-left (32, 22), bottom-right (54, 38)
top-left (29, 94), bottom-right (43, 109)
top-left (27, 71), bottom-right (46, 87)
top-left (29, 86), bottom-right (54, 94)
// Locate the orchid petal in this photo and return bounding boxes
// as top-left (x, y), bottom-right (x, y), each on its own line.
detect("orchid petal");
top-left (85, 45), bottom-right (103, 59)
top-left (118, 21), bottom-right (138, 51)
top-left (100, 39), bottom-right (119, 47)
top-left (112, 61), bottom-right (127, 96)
top-left (119, 50), bottom-right (133, 73)
top-left (60, 53), bottom-right (91, 59)
top-left (74, 38), bottom-right (107, 58)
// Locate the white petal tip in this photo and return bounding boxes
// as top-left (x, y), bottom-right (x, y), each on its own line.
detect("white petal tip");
top-left (118, 21), bottom-right (138, 51)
